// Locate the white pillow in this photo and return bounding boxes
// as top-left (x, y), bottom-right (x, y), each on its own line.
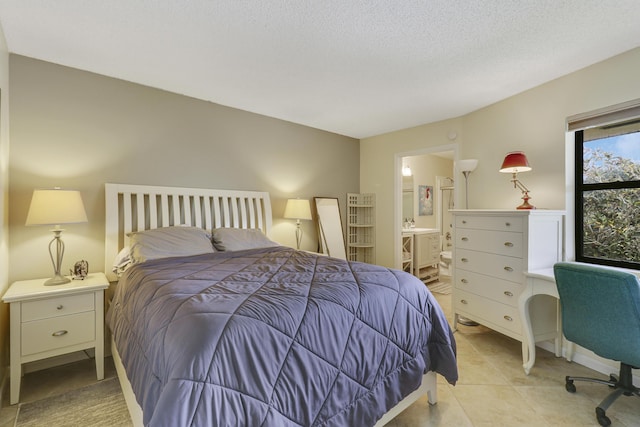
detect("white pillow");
top-left (128, 226), bottom-right (215, 264)
top-left (112, 246), bottom-right (132, 276)
top-left (211, 228), bottom-right (278, 251)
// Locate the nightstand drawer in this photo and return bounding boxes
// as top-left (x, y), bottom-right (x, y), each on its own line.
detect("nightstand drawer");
top-left (22, 293), bottom-right (94, 322)
top-left (22, 311), bottom-right (95, 356)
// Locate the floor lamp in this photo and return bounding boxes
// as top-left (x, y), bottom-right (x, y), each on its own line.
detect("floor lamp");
top-left (457, 159), bottom-right (479, 326)
top-left (459, 159), bottom-right (478, 209)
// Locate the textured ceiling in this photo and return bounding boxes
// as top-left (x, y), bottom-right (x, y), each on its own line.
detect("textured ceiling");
top-left (0, 1), bottom-right (639, 138)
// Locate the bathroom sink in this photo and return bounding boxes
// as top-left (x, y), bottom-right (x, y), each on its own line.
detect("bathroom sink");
top-left (402, 227), bottom-right (438, 233)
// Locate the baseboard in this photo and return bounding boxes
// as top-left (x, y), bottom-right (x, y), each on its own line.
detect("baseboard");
top-left (538, 341), bottom-right (640, 383)
top-left (0, 365), bottom-right (7, 408)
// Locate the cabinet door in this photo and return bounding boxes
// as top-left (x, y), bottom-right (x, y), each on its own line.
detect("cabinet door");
top-left (416, 233), bottom-right (439, 267)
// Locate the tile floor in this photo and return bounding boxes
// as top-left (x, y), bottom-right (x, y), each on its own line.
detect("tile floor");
top-left (1, 289), bottom-right (638, 426)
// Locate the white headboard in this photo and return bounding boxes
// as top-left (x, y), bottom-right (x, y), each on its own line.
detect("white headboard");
top-left (104, 183), bottom-right (272, 281)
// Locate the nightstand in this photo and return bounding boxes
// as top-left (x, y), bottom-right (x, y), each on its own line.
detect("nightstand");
top-left (2, 272), bottom-right (109, 404)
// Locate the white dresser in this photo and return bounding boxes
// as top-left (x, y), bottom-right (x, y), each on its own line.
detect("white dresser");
top-left (452, 210), bottom-right (564, 362)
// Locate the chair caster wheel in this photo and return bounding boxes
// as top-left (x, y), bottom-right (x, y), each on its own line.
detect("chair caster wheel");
top-left (596, 407), bottom-right (611, 426)
top-left (565, 378), bottom-right (576, 393)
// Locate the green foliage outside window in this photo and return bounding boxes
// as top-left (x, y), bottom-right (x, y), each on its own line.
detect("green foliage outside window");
top-left (582, 148), bottom-right (640, 264)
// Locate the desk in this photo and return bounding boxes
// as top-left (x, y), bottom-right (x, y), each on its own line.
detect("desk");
top-left (520, 269), bottom-right (574, 375)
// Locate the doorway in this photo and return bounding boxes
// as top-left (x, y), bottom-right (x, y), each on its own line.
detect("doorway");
top-left (395, 144), bottom-right (458, 269)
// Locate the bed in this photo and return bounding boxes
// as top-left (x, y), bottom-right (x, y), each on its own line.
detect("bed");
top-left (104, 183), bottom-right (457, 427)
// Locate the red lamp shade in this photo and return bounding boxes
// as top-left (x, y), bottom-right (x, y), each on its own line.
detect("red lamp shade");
top-left (499, 151), bottom-right (532, 173)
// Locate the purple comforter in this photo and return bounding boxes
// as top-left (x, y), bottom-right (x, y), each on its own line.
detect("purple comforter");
top-left (107, 247), bottom-right (457, 426)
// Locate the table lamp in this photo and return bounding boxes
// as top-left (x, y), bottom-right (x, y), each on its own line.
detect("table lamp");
top-left (25, 188), bottom-right (88, 285)
top-left (284, 198), bottom-right (312, 250)
top-left (499, 151), bottom-right (535, 210)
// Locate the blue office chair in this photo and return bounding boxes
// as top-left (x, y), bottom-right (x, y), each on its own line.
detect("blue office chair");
top-left (553, 262), bottom-right (640, 426)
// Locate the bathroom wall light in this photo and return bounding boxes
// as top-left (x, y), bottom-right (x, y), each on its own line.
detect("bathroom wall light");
top-left (402, 164), bottom-right (412, 177)
top-left (499, 151), bottom-right (535, 210)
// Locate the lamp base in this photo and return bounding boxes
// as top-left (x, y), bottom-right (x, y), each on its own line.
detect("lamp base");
top-left (516, 192), bottom-right (535, 210)
top-left (44, 274), bottom-right (71, 286)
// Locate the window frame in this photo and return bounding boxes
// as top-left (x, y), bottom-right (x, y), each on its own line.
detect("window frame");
top-left (574, 129), bottom-right (640, 271)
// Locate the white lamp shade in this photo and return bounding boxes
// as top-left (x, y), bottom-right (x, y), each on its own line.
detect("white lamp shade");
top-left (25, 189), bottom-right (88, 226)
top-left (459, 159), bottom-right (479, 173)
top-left (284, 198), bottom-right (312, 220)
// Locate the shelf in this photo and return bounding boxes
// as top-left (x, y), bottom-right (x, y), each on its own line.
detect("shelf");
top-left (347, 193), bottom-right (376, 264)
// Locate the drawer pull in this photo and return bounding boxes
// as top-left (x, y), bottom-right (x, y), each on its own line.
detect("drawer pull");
top-left (503, 315), bottom-right (513, 322)
top-left (504, 266), bottom-right (514, 272)
top-left (504, 291), bottom-right (514, 297)
top-left (462, 220), bottom-right (467, 224)
top-left (460, 299), bottom-right (468, 304)
top-left (461, 258), bottom-right (469, 262)
top-left (505, 222), bottom-right (511, 227)
top-left (461, 237), bottom-right (469, 242)
top-left (504, 242), bottom-right (514, 247)
top-left (52, 330), bottom-right (68, 337)
top-left (57, 305), bottom-right (64, 310)
top-left (461, 279), bottom-right (468, 284)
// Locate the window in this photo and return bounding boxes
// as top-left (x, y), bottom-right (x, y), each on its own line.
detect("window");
top-left (574, 119), bottom-right (640, 270)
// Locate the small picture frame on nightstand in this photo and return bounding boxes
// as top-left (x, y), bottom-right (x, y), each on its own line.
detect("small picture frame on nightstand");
top-left (71, 260), bottom-right (89, 280)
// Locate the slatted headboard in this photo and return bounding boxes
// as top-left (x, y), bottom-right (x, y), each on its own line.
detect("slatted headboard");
top-left (104, 183), bottom-right (272, 281)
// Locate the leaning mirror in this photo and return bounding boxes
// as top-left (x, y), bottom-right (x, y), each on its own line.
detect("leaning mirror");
top-left (313, 197), bottom-right (346, 259)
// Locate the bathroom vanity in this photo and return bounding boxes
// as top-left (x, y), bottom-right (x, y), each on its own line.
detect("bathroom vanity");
top-left (402, 228), bottom-right (440, 284)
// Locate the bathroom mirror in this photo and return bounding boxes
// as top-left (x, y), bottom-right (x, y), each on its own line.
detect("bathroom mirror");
top-left (402, 175), bottom-right (414, 223)
top-left (313, 197), bottom-right (347, 259)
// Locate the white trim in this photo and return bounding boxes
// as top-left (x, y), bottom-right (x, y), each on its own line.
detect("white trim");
top-left (538, 341), bottom-right (640, 384)
top-left (567, 98), bottom-right (640, 131)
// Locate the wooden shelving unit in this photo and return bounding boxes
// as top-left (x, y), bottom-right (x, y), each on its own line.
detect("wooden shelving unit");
top-left (346, 193), bottom-right (375, 264)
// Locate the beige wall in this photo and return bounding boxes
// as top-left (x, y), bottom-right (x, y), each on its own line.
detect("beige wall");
top-left (0, 24), bottom-right (10, 399)
top-left (362, 47), bottom-right (640, 268)
top-left (8, 55), bottom-right (359, 284)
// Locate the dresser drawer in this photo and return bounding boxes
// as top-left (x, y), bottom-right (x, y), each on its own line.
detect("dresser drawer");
top-left (456, 228), bottom-right (523, 256)
top-left (454, 289), bottom-right (522, 335)
top-left (455, 270), bottom-right (524, 307)
top-left (22, 311), bottom-right (95, 356)
top-left (22, 293), bottom-right (95, 322)
top-left (456, 249), bottom-right (524, 282)
top-left (456, 215), bottom-right (523, 232)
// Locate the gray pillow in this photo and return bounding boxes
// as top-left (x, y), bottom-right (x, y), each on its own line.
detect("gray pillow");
top-left (212, 228), bottom-right (278, 251)
top-left (128, 226), bottom-right (215, 263)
